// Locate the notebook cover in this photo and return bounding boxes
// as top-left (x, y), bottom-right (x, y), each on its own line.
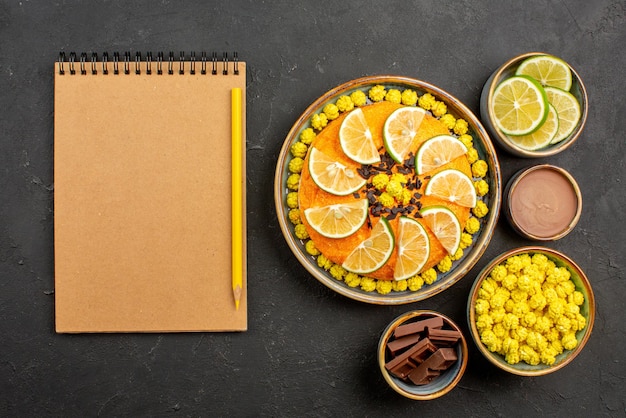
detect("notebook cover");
top-left (53, 59), bottom-right (247, 332)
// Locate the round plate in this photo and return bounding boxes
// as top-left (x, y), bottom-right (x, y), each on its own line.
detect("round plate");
top-left (274, 75), bottom-right (501, 304)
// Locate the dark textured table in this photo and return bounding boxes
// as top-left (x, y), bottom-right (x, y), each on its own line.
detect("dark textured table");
top-left (1, 1), bottom-right (625, 416)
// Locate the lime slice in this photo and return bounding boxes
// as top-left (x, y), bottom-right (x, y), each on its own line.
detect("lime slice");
top-left (420, 206), bottom-right (462, 255)
top-left (304, 199), bottom-right (369, 239)
top-left (424, 168), bottom-right (477, 208)
top-left (339, 107), bottom-right (381, 165)
top-left (383, 106), bottom-right (427, 163)
top-left (491, 75), bottom-right (549, 136)
top-left (342, 217), bottom-right (394, 274)
top-left (505, 104), bottom-right (559, 151)
top-left (394, 216), bottom-right (430, 280)
top-left (415, 134), bottom-right (468, 175)
top-left (308, 147), bottom-right (366, 196)
top-left (515, 55), bottom-right (573, 91)
top-left (544, 86), bottom-right (582, 145)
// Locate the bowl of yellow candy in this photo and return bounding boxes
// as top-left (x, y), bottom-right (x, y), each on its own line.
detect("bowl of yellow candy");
top-left (467, 246), bottom-right (595, 376)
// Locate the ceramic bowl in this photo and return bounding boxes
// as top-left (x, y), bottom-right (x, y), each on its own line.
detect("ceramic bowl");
top-left (467, 247), bottom-right (595, 376)
top-left (274, 75), bottom-right (501, 304)
top-left (378, 310), bottom-right (468, 400)
top-left (503, 164), bottom-right (582, 241)
top-left (480, 52), bottom-right (588, 157)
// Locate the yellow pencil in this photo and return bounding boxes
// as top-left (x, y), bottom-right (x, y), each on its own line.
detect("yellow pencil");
top-left (231, 87), bottom-right (243, 310)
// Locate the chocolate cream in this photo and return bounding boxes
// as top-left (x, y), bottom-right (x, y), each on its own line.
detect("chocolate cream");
top-left (509, 167), bottom-right (580, 239)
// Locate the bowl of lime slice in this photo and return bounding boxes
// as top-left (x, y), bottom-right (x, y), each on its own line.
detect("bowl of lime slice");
top-left (480, 52), bottom-right (588, 158)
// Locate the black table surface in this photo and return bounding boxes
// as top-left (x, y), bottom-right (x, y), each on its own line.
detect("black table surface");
top-left (1, 1), bottom-right (625, 416)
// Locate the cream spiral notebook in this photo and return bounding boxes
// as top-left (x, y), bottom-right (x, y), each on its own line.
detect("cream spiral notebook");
top-left (54, 51), bottom-right (247, 332)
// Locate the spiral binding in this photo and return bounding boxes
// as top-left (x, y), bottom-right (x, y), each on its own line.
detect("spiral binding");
top-left (58, 51), bottom-right (240, 76)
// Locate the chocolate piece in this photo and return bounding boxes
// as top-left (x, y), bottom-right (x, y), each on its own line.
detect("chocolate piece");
top-left (407, 348), bottom-right (458, 385)
top-left (426, 328), bottom-right (462, 346)
top-left (384, 342), bottom-right (418, 372)
top-left (386, 357), bottom-right (416, 379)
top-left (393, 316), bottom-right (444, 338)
top-left (408, 338), bottom-right (438, 364)
top-left (385, 338), bottom-right (439, 379)
top-left (387, 333), bottom-right (421, 356)
top-left (407, 366), bottom-right (440, 385)
top-left (427, 348), bottom-right (458, 370)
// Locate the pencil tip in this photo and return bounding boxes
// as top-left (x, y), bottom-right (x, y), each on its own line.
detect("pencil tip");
top-left (233, 284), bottom-right (242, 310)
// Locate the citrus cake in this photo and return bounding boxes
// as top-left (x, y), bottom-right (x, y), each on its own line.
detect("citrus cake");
top-left (284, 85), bottom-right (490, 294)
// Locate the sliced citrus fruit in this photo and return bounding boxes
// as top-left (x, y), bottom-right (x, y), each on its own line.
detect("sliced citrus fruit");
top-left (342, 217), bottom-right (394, 274)
top-left (339, 107), bottom-right (380, 165)
top-left (383, 106), bottom-right (427, 163)
top-left (515, 55), bottom-right (573, 91)
top-left (505, 104), bottom-right (559, 151)
top-left (415, 134), bottom-right (469, 174)
top-left (303, 199), bottom-right (369, 239)
top-left (308, 147), bottom-right (366, 196)
top-left (393, 216), bottom-right (430, 280)
top-left (420, 206), bottom-right (462, 255)
top-left (424, 168), bottom-right (477, 208)
top-left (491, 75), bottom-right (549, 136)
top-left (544, 86), bottom-right (582, 144)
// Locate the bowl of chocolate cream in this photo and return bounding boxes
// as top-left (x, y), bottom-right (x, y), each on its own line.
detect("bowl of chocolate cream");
top-left (504, 164), bottom-right (582, 240)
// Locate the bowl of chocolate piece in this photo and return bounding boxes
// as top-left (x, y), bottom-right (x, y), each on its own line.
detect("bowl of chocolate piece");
top-left (378, 310), bottom-right (468, 400)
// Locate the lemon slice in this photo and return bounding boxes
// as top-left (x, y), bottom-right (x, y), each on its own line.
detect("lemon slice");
top-left (342, 217), bottom-right (394, 274)
top-left (544, 86), bottom-right (582, 145)
top-left (424, 168), bottom-right (477, 208)
top-left (383, 106), bottom-right (427, 163)
top-left (420, 206), bottom-right (462, 255)
top-left (515, 55), bottom-right (573, 91)
top-left (304, 199), bottom-right (369, 239)
top-left (308, 147), bottom-right (366, 196)
top-left (415, 134), bottom-right (469, 175)
top-left (393, 216), bottom-right (430, 281)
top-left (505, 103), bottom-right (559, 151)
top-left (339, 107), bottom-right (381, 165)
top-left (491, 75), bottom-right (549, 136)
